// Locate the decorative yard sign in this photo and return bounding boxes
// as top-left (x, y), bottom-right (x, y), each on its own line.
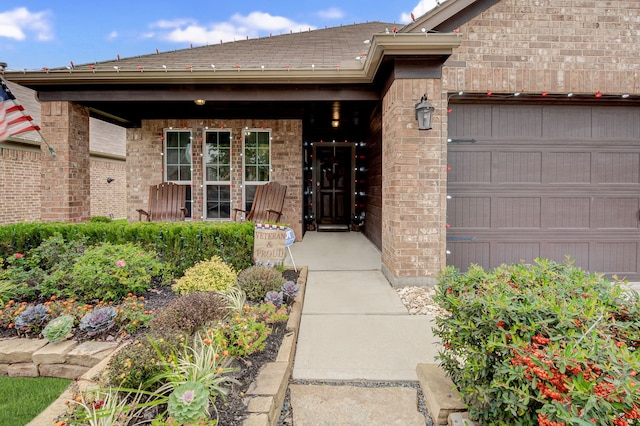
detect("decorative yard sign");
top-left (253, 223), bottom-right (287, 266)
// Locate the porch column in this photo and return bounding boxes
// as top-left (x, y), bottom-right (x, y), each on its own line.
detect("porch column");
top-left (40, 101), bottom-right (91, 222)
top-left (381, 78), bottom-right (447, 286)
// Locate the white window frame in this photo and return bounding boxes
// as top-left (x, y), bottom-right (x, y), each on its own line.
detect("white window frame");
top-left (203, 129), bottom-right (233, 220)
top-left (163, 128), bottom-right (193, 218)
top-left (242, 128), bottom-right (272, 214)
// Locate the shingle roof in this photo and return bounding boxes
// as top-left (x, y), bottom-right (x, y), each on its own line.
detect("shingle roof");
top-left (75, 22), bottom-right (396, 72)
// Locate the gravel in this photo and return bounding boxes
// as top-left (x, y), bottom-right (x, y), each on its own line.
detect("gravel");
top-left (395, 285), bottom-right (448, 316)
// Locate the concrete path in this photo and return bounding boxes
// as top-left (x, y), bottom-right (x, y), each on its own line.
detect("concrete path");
top-left (285, 231), bottom-right (439, 424)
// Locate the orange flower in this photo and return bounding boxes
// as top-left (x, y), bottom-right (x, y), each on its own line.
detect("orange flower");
top-left (138, 296), bottom-right (145, 301)
top-left (50, 295), bottom-right (57, 301)
top-left (8, 323), bottom-right (14, 329)
top-left (222, 350), bottom-right (229, 357)
top-left (62, 301), bottom-right (68, 306)
top-left (203, 338), bottom-right (212, 345)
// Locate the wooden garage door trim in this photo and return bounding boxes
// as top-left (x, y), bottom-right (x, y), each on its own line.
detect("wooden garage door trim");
top-left (446, 103), bottom-right (640, 279)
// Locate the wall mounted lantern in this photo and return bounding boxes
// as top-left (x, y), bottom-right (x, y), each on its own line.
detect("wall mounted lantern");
top-left (415, 94), bottom-right (435, 130)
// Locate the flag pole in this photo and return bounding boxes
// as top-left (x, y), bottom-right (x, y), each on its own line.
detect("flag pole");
top-left (0, 63), bottom-right (56, 157)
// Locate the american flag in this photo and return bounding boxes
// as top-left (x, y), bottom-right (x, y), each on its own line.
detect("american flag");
top-left (0, 78), bottom-right (41, 142)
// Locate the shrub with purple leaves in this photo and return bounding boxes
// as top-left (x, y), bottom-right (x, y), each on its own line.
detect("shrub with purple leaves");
top-left (79, 306), bottom-right (117, 336)
top-left (281, 281), bottom-right (299, 304)
top-left (264, 291), bottom-right (283, 308)
top-left (14, 303), bottom-right (49, 333)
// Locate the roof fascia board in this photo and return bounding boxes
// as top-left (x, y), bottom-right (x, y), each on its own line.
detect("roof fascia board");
top-left (4, 34), bottom-right (461, 88)
top-left (402, 0), bottom-right (479, 32)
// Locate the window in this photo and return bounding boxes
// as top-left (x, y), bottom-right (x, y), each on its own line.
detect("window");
top-left (243, 129), bottom-right (271, 212)
top-left (204, 130), bottom-right (232, 219)
top-left (164, 129), bottom-right (192, 217)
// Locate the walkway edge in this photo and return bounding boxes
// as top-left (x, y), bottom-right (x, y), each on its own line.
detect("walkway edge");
top-left (242, 266), bottom-right (308, 426)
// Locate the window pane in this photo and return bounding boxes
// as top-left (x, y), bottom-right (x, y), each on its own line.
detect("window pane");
top-left (166, 168), bottom-right (178, 181)
top-left (206, 184), bottom-right (231, 219)
top-left (245, 185), bottom-right (257, 212)
top-left (180, 166), bottom-right (191, 181)
top-left (257, 147), bottom-right (269, 165)
top-left (245, 166), bottom-right (257, 181)
top-left (206, 166), bottom-right (219, 181)
top-left (258, 166), bottom-right (270, 181)
top-left (219, 166), bottom-right (230, 181)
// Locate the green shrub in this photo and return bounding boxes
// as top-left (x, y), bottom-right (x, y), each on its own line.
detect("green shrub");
top-left (434, 259), bottom-right (640, 426)
top-left (0, 221), bottom-right (254, 277)
top-left (65, 242), bottom-right (164, 302)
top-left (0, 234), bottom-right (85, 301)
top-left (237, 265), bottom-right (286, 302)
top-left (150, 292), bottom-right (228, 336)
top-left (171, 256), bottom-right (237, 295)
top-left (107, 331), bottom-right (186, 392)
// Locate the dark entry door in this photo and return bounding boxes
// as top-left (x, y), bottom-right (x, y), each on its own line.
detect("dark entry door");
top-left (314, 144), bottom-right (353, 230)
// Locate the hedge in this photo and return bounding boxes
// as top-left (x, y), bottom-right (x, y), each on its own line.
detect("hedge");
top-left (0, 221), bottom-right (255, 277)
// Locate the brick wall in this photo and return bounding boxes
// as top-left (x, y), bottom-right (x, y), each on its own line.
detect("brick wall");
top-left (127, 119), bottom-right (303, 240)
top-left (90, 157), bottom-right (127, 219)
top-left (40, 101), bottom-right (91, 223)
top-left (381, 78), bottom-right (448, 286)
top-left (442, 0), bottom-right (640, 94)
top-left (0, 146), bottom-right (42, 224)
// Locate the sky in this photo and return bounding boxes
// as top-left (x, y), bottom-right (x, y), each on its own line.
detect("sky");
top-left (0, 0), bottom-right (444, 71)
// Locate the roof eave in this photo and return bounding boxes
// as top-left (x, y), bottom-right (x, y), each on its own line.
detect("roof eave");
top-left (3, 33), bottom-right (462, 87)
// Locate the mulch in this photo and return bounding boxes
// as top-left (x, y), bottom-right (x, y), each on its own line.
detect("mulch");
top-left (1, 268), bottom-right (300, 425)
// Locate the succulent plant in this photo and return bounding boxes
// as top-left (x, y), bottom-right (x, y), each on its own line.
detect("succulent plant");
top-left (264, 291), bottom-right (284, 308)
top-left (79, 306), bottom-right (117, 336)
top-left (167, 381), bottom-right (210, 424)
top-left (281, 281), bottom-right (300, 299)
top-left (42, 315), bottom-right (74, 342)
top-left (15, 304), bottom-right (49, 332)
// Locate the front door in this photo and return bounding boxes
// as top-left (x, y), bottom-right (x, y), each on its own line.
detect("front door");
top-left (314, 144), bottom-right (354, 231)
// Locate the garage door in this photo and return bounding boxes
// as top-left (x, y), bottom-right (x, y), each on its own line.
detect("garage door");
top-left (446, 103), bottom-right (640, 279)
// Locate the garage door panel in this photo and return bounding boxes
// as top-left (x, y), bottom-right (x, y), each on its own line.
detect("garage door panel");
top-left (448, 151), bottom-right (492, 183)
top-left (495, 242), bottom-right (540, 266)
top-left (545, 197), bottom-right (591, 229)
top-left (447, 103), bottom-right (640, 279)
top-left (448, 105), bottom-right (493, 139)
top-left (545, 242), bottom-right (590, 269)
top-left (496, 197), bottom-right (541, 228)
top-left (448, 197), bottom-right (491, 228)
top-left (595, 152), bottom-right (640, 183)
top-left (545, 152), bottom-right (591, 183)
top-left (492, 105), bottom-right (543, 138)
top-left (593, 108), bottom-right (640, 139)
top-left (590, 243), bottom-right (638, 275)
top-left (496, 152), bottom-right (541, 183)
top-left (447, 242), bottom-right (490, 270)
top-left (594, 197), bottom-right (640, 229)
top-left (543, 106), bottom-right (593, 139)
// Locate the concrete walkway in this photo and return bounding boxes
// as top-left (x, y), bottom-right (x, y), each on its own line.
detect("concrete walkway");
top-left (285, 231), bottom-right (439, 425)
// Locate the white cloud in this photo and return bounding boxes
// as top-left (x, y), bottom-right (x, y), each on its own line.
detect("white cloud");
top-left (149, 12), bottom-right (315, 45)
top-left (316, 7), bottom-right (345, 20)
top-left (400, 0), bottom-right (447, 24)
top-left (0, 7), bottom-right (53, 41)
top-left (106, 31), bottom-right (118, 41)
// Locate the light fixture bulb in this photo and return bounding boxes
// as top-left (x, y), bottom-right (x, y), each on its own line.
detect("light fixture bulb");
top-left (194, 99), bottom-right (206, 106)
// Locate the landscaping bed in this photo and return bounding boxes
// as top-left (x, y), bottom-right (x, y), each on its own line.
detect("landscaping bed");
top-left (1, 227), bottom-right (302, 425)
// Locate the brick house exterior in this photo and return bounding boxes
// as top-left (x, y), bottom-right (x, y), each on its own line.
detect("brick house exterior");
top-left (5, 0), bottom-right (640, 283)
top-left (1, 83), bottom-right (127, 224)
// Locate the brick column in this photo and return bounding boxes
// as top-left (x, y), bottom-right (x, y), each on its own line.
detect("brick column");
top-left (40, 101), bottom-right (91, 222)
top-left (381, 78), bottom-right (447, 287)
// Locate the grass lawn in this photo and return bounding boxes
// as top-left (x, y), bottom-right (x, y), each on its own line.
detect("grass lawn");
top-left (0, 376), bottom-right (71, 426)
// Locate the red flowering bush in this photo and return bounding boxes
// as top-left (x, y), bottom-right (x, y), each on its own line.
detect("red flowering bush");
top-left (434, 259), bottom-right (640, 426)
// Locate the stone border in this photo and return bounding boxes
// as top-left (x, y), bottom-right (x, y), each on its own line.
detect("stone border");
top-left (242, 266), bottom-right (307, 426)
top-left (25, 266), bottom-right (308, 426)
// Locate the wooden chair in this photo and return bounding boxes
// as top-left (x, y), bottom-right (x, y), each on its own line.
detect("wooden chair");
top-left (233, 181), bottom-right (287, 223)
top-left (137, 182), bottom-right (187, 222)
